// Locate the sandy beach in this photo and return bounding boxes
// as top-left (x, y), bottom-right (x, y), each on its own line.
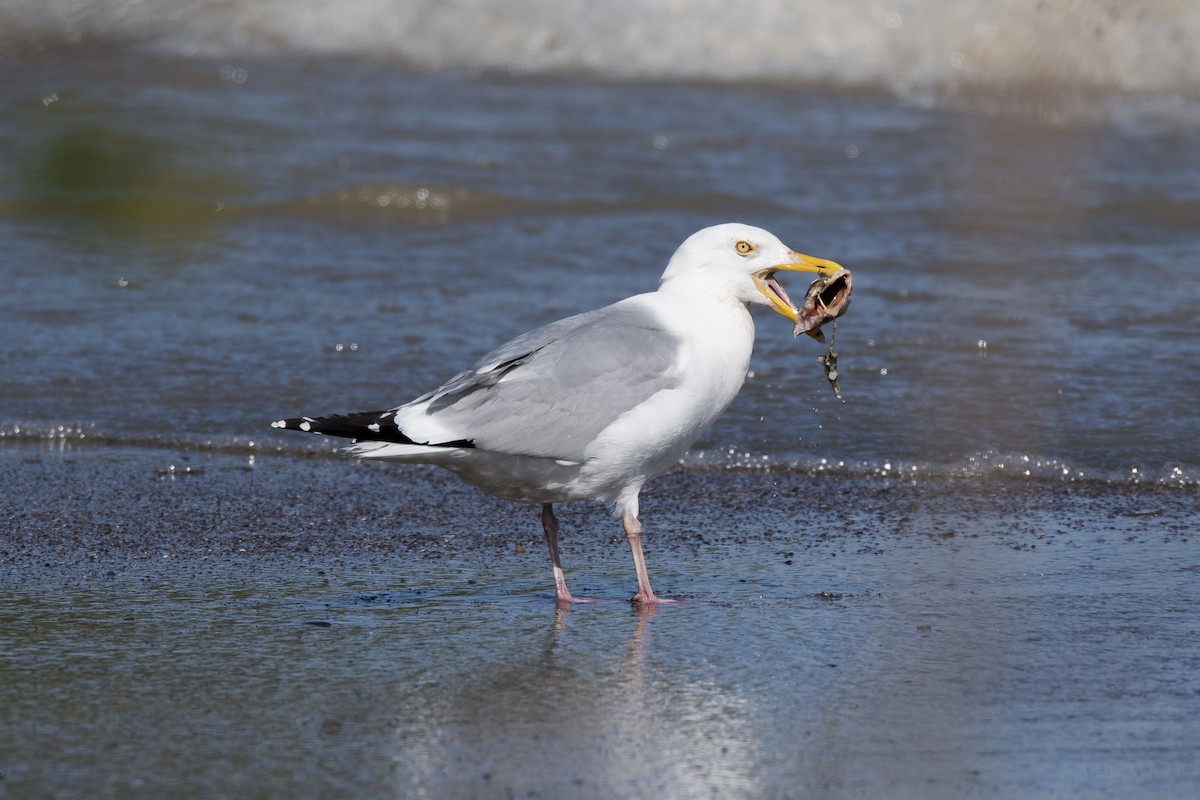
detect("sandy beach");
top-left (3, 3), bottom-right (1199, 796)
top-left (3, 444), bottom-right (1197, 798)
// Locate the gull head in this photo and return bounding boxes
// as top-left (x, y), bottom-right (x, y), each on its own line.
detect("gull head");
top-left (658, 223), bottom-right (844, 322)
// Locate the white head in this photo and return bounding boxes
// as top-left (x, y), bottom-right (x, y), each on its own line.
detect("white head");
top-left (658, 223), bottom-right (843, 322)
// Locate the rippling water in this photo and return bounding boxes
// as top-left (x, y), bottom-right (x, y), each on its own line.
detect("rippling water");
top-left (2, 7), bottom-right (1200, 799)
top-left (2, 38), bottom-right (1197, 486)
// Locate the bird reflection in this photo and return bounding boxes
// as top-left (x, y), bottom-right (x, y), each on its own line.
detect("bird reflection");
top-left (391, 600), bottom-right (755, 799)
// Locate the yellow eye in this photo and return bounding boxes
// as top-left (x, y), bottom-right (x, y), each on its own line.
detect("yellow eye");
top-left (735, 240), bottom-right (755, 255)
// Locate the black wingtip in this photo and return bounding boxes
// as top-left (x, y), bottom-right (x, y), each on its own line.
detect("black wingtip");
top-left (271, 411), bottom-right (407, 442)
top-left (270, 411), bottom-right (476, 448)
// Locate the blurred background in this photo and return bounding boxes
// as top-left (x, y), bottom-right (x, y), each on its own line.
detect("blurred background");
top-left (3, 5), bottom-right (1200, 799)
top-left (1, 0), bottom-right (1198, 483)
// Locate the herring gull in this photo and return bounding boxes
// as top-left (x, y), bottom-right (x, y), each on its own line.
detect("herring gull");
top-left (273, 223), bottom-right (845, 604)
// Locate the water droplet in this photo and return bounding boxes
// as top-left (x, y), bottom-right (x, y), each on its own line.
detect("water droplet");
top-left (220, 65), bottom-right (249, 84)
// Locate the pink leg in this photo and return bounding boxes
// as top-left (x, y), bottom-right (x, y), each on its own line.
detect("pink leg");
top-left (541, 503), bottom-right (575, 605)
top-left (624, 513), bottom-right (673, 604)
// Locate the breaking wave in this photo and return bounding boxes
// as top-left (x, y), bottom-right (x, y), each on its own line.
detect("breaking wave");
top-left (5, 0), bottom-right (1199, 97)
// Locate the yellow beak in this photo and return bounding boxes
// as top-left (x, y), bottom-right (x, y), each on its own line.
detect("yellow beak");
top-left (753, 251), bottom-right (845, 322)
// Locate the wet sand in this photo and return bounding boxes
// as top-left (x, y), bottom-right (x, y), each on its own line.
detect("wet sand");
top-left (2, 444), bottom-right (1198, 799)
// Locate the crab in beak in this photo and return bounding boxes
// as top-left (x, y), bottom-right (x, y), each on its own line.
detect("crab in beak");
top-left (753, 252), bottom-right (848, 322)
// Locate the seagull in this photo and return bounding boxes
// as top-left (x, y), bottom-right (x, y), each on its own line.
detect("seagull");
top-left (273, 223), bottom-right (844, 604)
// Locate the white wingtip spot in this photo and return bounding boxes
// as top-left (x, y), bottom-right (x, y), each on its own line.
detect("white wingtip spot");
top-left (367, 423), bottom-right (381, 433)
top-left (299, 421), bottom-right (312, 432)
top-left (271, 420), bottom-right (286, 428)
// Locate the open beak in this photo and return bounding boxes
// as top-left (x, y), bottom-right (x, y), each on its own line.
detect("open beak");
top-left (753, 251), bottom-right (845, 322)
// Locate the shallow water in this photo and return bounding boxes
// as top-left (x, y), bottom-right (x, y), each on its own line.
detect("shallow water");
top-left (2, 446), bottom-right (1199, 798)
top-left (2, 43), bottom-right (1199, 482)
top-left (1, 4), bottom-right (1199, 798)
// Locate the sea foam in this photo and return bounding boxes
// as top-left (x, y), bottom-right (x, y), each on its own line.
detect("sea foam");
top-left (5, 0), bottom-right (1198, 96)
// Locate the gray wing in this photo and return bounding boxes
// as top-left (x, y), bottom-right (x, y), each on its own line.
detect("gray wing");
top-left (401, 302), bottom-right (681, 461)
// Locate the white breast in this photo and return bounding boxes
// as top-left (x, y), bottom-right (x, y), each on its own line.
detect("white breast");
top-left (578, 291), bottom-right (755, 501)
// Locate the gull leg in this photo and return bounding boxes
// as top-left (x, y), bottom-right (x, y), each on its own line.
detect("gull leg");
top-left (541, 503), bottom-right (575, 605)
top-left (624, 513), bottom-right (672, 604)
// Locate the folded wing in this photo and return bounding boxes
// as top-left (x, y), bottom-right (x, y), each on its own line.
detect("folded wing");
top-left (395, 301), bottom-right (682, 462)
